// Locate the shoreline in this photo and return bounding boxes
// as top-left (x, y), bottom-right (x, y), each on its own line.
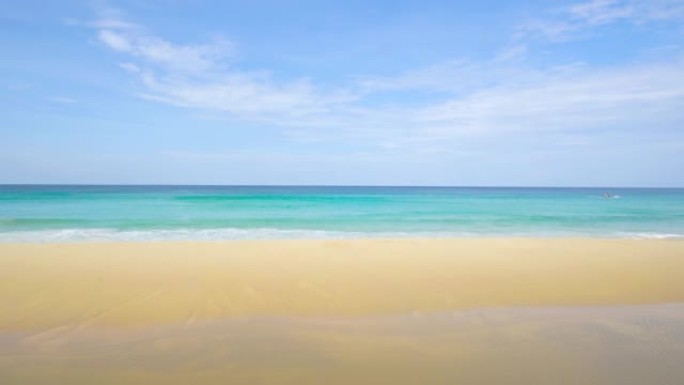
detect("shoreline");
top-left (2, 233), bottom-right (683, 243)
top-left (3, 235), bottom-right (684, 244)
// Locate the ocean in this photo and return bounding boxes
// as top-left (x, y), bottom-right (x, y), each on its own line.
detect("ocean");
top-left (1, 185), bottom-right (683, 242)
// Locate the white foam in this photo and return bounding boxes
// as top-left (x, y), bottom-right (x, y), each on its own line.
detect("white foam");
top-left (0, 228), bottom-right (468, 243)
top-left (0, 228), bottom-right (682, 243)
top-left (615, 232), bottom-right (684, 240)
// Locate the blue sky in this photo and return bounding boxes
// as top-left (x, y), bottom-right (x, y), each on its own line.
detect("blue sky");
top-left (1, 0), bottom-right (683, 186)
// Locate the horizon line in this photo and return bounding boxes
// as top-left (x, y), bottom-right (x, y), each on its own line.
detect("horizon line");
top-left (0, 183), bottom-right (682, 189)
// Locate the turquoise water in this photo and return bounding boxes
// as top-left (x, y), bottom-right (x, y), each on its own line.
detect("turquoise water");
top-left (1, 185), bottom-right (684, 241)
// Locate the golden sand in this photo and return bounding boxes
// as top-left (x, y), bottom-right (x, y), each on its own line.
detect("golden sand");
top-left (2, 239), bottom-right (683, 329)
top-left (1, 239), bottom-right (683, 384)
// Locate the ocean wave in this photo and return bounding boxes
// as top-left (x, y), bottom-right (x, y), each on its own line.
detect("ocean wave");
top-left (0, 228), bottom-right (682, 242)
top-left (615, 232), bottom-right (684, 239)
top-left (0, 228), bottom-right (461, 243)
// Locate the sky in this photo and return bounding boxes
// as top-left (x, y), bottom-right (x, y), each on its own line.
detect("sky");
top-left (1, 0), bottom-right (683, 187)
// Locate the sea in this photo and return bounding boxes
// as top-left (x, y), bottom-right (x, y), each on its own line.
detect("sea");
top-left (1, 185), bottom-right (683, 242)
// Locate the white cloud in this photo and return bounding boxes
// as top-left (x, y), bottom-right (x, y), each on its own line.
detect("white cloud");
top-left (118, 62), bottom-right (140, 73)
top-left (98, 29), bottom-right (131, 51)
top-left (91, 7), bottom-right (684, 153)
top-left (415, 61), bottom-right (684, 137)
top-left (516, 20), bottom-right (577, 42)
top-left (138, 73), bottom-right (329, 118)
top-left (91, 6), bottom-right (137, 30)
top-left (519, 0), bottom-right (684, 42)
top-left (92, 10), bottom-right (347, 123)
top-left (94, 13), bottom-right (232, 74)
top-left (569, 0), bottom-right (633, 25)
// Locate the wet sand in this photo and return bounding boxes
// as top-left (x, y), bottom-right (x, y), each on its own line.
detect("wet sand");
top-left (3, 304), bottom-right (683, 384)
top-left (1, 239), bottom-right (683, 384)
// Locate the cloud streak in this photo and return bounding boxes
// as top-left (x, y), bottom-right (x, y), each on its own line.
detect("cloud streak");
top-left (519, 0), bottom-right (684, 42)
top-left (91, 6), bottom-right (684, 152)
top-left (96, 27), bottom-right (232, 74)
top-left (416, 61), bottom-right (684, 134)
top-left (93, 10), bottom-right (349, 124)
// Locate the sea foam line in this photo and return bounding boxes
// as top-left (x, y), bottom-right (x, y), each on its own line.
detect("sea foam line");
top-left (0, 228), bottom-right (682, 243)
top-left (0, 228), bottom-right (462, 243)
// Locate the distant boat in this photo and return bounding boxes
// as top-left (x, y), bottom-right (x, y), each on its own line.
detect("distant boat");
top-left (603, 192), bottom-right (620, 199)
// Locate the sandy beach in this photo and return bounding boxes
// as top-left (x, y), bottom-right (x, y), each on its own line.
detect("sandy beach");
top-left (1, 238), bottom-right (684, 384)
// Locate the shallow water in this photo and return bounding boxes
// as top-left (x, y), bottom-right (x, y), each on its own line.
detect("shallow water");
top-left (2, 185), bottom-right (684, 241)
top-left (2, 304), bottom-right (683, 384)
